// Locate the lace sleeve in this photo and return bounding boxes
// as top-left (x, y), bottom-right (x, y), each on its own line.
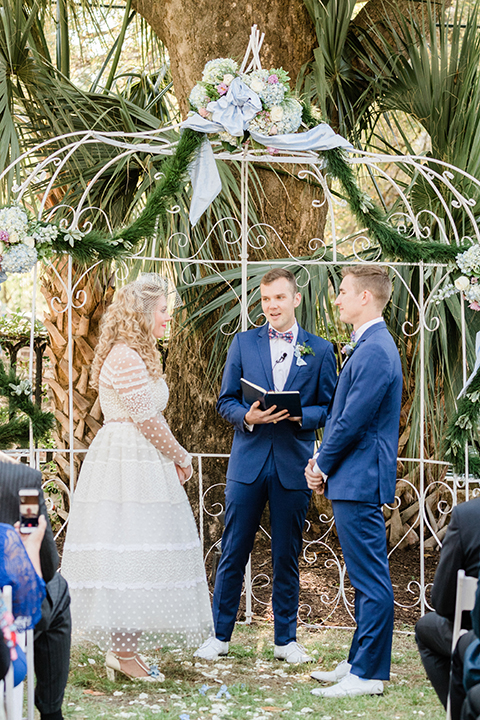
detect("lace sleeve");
top-left (105, 346), bottom-right (192, 468)
top-left (0, 525), bottom-right (46, 631)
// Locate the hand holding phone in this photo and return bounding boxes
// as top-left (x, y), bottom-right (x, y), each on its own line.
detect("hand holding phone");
top-left (19, 489), bottom-right (40, 534)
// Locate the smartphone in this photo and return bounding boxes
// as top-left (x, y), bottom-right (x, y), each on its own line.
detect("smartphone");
top-left (19, 489), bottom-right (40, 534)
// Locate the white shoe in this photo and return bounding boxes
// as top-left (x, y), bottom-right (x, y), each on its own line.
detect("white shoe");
top-left (311, 672), bottom-right (384, 697)
top-left (274, 641), bottom-right (313, 664)
top-left (311, 659), bottom-right (351, 682)
top-left (193, 637), bottom-right (229, 661)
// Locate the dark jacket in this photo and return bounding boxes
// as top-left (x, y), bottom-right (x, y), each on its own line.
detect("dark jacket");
top-left (0, 457), bottom-right (58, 583)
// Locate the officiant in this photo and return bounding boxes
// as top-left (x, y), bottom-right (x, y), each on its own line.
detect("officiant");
top-left (195, 268), bottom-right (336, 663)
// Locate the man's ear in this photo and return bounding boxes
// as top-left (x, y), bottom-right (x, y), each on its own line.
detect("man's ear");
top-left (294, 292), bottom-right (301, 308)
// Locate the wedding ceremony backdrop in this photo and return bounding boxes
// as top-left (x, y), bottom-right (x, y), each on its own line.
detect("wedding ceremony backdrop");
top-left (1, 111), bottom-right (480, 629)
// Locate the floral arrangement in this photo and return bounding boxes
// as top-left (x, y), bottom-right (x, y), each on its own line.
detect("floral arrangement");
top-left (434, 245), bottom-right (480, 310)
top-left (0, 205), bottom-right (84, 281)
top-left (188, 57), bottom-right (303, 147)
top-left (294, 341), bottom-right (315, 367)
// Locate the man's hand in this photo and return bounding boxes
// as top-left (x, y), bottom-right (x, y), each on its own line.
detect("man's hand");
top-left (305, 457), bottom-right (325, 495)
top-left (245, 401), bottom-right (290, 425)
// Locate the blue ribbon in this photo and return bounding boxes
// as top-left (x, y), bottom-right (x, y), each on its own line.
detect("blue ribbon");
top-left (181, 84), bottom-right (354, 226)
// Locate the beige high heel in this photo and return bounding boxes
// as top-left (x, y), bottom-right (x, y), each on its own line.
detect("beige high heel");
top-left (105, 650), bottom-right (165, 682)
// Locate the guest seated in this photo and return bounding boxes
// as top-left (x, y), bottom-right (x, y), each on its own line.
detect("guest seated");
top-left (0, 452), bottom-right (71, 720)
top-left (415, 497), bottom-right (480, 708)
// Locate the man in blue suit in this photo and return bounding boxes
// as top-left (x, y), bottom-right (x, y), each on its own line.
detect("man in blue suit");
top-left (194, 268), bottom-right (337, 662)
top-left (306, 265), bottom-right (402, 698)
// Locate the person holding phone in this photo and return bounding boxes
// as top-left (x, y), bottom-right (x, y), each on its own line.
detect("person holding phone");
top-left (0, 453), bottom-right (71, 720)
top-left (61, 274), bottom-right (213, 681)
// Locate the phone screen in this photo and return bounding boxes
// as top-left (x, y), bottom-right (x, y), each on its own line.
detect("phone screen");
top-left (19, 489), bottom-right (40, 534)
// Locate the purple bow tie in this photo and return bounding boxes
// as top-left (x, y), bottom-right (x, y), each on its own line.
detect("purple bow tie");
top-left (268, 327), bottom-right (294, 343)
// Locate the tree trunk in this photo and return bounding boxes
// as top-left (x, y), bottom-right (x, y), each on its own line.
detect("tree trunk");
top-left (40, 262), bottom-right (115, 496)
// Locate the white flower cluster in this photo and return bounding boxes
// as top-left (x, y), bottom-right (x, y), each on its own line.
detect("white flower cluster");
top-left (202, 58), bottom-right (238, 85)
top-left (189, 57), bottom-right (303, 137)
top-left (0, 205), bottom-right (29, 243)
top-left (434, 246), bottom-right (480, 310)
top-left (456, 245), bottom-right (480, 276)
top-left (189, 84), bottom-right (211, 111)
top-left (2, 243), bottom-right (38, 274)
top-left (32, 223), bottom-right (59, 245)
top-left (242, 70), bottom-right (286, 105)
top-left (248, 97), bottom-right (303, 136)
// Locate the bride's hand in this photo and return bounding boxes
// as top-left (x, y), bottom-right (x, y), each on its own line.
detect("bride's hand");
top-left (175, 464), bottom-right (193, 485)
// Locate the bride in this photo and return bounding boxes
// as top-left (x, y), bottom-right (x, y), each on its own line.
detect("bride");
top-left (61, 274), bottom-right (213, 680)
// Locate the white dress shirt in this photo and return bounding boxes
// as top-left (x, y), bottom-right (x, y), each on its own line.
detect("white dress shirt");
top-left (270, 321), bottom-right (298, 392)
top-left (243, 321), bottom-right (299, 432)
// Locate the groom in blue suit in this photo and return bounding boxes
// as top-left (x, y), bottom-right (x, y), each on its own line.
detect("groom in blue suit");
top-left (306, 264), bottom-right (402, 698)
top-left (195, 268), bottom-right (336, 662)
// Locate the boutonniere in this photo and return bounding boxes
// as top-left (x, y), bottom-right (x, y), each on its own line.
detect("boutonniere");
top-left (294, 341), bottom-right (315, 367)
top-left (341, 341), bottom-right (357, 358)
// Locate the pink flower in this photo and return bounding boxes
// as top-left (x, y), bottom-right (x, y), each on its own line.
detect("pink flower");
top-left (267, 74), bottom-right (279, 84)
top-left (198, 107), bottom-right (209, 118)
top-left (217, 83), bottom-right (228, 95)
top-left (269, 125), bottom-right (278, 135)
top-left (266, 147), bottom-right (279, 155)
top-left (0, 230), bottom-right (9, 244)
top-left (472, 277), bottom-right (478, 284)
top-left (469, 301), bottom-right (480, 311)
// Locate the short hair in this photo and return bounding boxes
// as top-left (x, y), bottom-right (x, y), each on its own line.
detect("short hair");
top-left (260, 268), bottom-right (298, 294)
top-left (342, 265), bottom-right (392, 310)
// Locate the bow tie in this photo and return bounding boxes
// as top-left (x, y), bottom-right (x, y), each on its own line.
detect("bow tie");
top-left (268, 328), bottom-right (294, 343)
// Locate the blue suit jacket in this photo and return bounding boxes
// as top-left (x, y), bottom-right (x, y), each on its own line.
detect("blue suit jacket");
top-left (317, 321), bottom-right (402, 505)
top-left (217, 324), bottom-right (337, 490)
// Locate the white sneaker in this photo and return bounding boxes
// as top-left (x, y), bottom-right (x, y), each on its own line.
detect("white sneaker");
top-left (311, 659), bottom-right (351, 682)
top-left (311, 672), bottom-right (384, 697)
top-left (193, 637), bottom-right (229, 661)
top-left (274, 641), bottom-right (313, 664)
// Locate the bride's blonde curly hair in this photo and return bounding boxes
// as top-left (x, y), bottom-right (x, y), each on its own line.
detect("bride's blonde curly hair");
top-left (91, 276), bottom-right (172, 388)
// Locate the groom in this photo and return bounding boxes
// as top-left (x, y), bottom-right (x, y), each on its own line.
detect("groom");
top-left (306, 264), bottom-right (402, 698)
top-left (195, 268), bottom-right (336, 662)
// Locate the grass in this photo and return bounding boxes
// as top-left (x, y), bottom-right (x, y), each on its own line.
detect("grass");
top-left (60, 623), bottom-right (445, 720)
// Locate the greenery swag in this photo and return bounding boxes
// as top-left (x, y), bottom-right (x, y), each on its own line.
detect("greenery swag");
top-left (0, 361), bottom-right (54, 449)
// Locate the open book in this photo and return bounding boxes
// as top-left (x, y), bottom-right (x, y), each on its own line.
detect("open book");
top-left (240, 378), bottom-right (302, 417)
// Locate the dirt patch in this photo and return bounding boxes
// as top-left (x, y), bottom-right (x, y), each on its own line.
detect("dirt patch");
top-left (206, 531), bottom-right (438, 629)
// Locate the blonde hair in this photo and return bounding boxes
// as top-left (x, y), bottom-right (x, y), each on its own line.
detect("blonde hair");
top-left (342, 265), bottom-right (392, 310)
top-left (90, 279), bottom-right (166, 389)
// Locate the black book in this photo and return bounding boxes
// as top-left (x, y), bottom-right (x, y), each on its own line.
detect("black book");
top-left (240, 378), bottom-right (302, 417)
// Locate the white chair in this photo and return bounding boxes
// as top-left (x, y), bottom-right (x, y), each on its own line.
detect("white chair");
top-left (446, 569), bottom-right (479, 720)
top-left (0, 586), bottom-right (35, 720)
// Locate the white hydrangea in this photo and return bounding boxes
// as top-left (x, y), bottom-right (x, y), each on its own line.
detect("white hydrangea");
top-left (189, 83), bottom-right (211, 111)
top-left (202, 58), bottom-right (238, 85)
top-left (0, 205), bottom-right (29, 240)
top-left (2, 243), bottom-right (38, 273)
top-left (457, 245), bottom-right (480, 276)
top-left (275, 97), bottom-right (303, 134)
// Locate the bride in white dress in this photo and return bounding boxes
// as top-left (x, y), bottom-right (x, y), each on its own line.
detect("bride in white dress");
top-left (61, 274), bottom-right (213, 680)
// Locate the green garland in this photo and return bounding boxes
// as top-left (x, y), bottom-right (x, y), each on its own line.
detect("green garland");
top-left (0, 361), bottom-right (54, 449)
top-left (78, 129), bottom-right (204, 260)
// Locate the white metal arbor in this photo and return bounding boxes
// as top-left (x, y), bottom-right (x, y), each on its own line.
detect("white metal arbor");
top-left (2, 127), bottom-right (479, 629)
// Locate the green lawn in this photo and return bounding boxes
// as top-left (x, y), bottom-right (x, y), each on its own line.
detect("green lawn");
top-left (62, 623), bottom-right (445, 720)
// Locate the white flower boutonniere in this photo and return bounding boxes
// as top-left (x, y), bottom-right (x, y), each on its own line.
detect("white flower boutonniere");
top-left (294, 341), bottom-right (315, 367)
top-left (341, 341), bottom-right (357, 359)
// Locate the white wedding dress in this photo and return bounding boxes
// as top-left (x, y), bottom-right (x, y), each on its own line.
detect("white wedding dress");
top-left (61, 344), bottom-right (213, 651)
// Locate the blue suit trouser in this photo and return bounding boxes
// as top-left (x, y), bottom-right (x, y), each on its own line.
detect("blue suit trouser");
top-left (332, 500), bottom-right (394, 681)
top-left (212, 451), bottom-right (311, 645)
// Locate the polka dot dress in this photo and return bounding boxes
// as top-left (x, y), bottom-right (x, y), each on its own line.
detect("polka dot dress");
top-left (61, 344), bottom-right (213, 651)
